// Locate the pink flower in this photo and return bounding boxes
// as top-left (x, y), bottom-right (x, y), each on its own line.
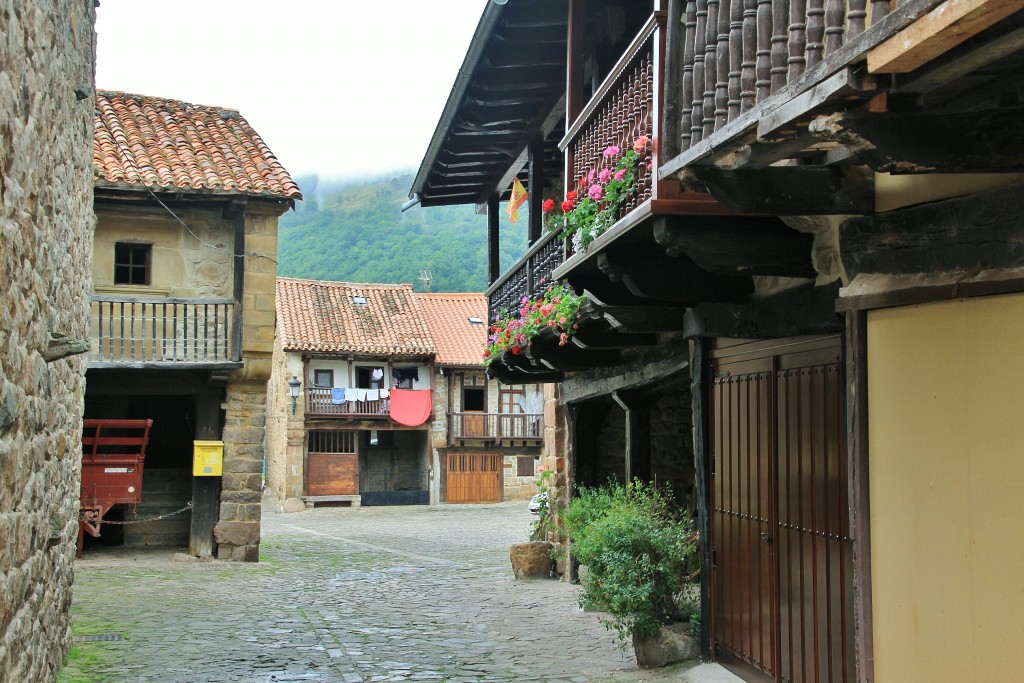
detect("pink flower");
top-left (648, 161), bottom-right (653, 170)
top-left (633, 135), bottom-right (649, 154)
top-left (614, 169), bottom-right (626, 181)
top-left (520, 307), bottom-right (529, 317)
top-left (603, 145), bottom-right (621, 158)
top-left (587, 184), bottom-right (604, 201)
top-left (598, 168), bottom-right (612, 183)
top-left (547, 320), bottom-right (556, 327)
top-left (521, 296), bottom-right (528, 304)
top-left (559, 316), bottom-right (567, 324)
top-left (587, 170), bottom-right (595, 184)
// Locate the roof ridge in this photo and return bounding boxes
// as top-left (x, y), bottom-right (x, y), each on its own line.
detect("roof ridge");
top-left (97, 89), bottom-right (241, 114)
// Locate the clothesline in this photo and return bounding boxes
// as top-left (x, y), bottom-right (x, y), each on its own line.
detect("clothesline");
top-left (329, 388), bottom-right (391, 405)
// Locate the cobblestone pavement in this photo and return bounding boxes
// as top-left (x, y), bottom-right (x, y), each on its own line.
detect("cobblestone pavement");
top-left (63, 501), bottom-right (698, 682)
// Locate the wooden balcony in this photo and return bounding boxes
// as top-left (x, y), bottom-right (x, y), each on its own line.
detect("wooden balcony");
top-left (305, 388), bottom-right (391, 419)
top-left (448, 412), bottom-right (543, 445)
top-left (89, 296), bottom-right (238, 368)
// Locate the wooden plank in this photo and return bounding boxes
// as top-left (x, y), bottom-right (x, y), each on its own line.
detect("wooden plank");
top-left (691, 337), bottom-right (714, 660)
top-left (190, 393), bottom-right (220, 558)
top-left (867, 0), bottom-right (1024, 73)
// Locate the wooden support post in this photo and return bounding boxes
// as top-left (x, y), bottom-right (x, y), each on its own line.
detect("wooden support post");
top-left (189, 391), bottom-right (222, 558)
top-left (612, 391), bottom-right (652, 484)
top-left (487, 194), bottom-right (500, 286)
top-left (566, 0), bottom-right (586, 125)
top-left (528, 136), bottom-right (544, 246)
top-left (690, 337), bottom-right (713, 660)
top-left (846, 310), bottom-right (875, 683)
top-left (231, 212), bottom-right (245, 362)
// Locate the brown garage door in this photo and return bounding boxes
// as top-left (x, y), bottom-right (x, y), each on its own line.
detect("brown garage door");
top-left (446, 453), bottom-right (501, 503)
top-left (710, 336), bottom-right (853, 683)
top-left (307, 431), bottom-right (358, 496)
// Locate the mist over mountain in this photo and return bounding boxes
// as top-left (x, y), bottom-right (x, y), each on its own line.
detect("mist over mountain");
top-left (277, 172), bottom-right (528, 293)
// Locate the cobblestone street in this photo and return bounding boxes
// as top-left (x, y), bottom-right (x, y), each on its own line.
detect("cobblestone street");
top-left (62, 502), bottom-right (698, 682)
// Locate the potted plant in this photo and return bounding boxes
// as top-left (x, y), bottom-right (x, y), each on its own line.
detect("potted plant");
top-left (561, 479), bottom-right (698, 668)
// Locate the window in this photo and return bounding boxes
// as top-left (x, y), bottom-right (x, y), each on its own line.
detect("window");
top-left (356, 366), bottom-right (385, 389)
top-left (499, 385), bottom-right (525, 413)
top-left (352, 296), bottom-right (367, 305)
top-left (517, 456), bottom-right (535, 477)
top-left (463, 386), bottom-right (485, 412)
top-left (114, 242), bottom-right (151, 285)
top-left (468, 316), bottom-right (484, 324)
top-left (313, 369), bottom-right (334, 388)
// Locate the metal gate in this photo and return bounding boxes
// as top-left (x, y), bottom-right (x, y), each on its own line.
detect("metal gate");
top-left (446, 453), bottom-right (501, 503)
top-left (710, 337), bottom-right (853, 683)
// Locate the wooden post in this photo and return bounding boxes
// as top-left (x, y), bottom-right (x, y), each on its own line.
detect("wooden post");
top-left (487, 194), bottom-right (500, 286)
top-left (231, 212), bottom-right (245, 362)
top-left (527, 136), bottom-right (544, 246)
top-left (690, 337), bottom-right (713, 660)
top-left (189, 391), bottom-right (221, 558)
top-left (566, 0), bottom-right (586, 125)
top-left (846, 309), bottom-right (875, 683)
top-left (612, 391), bottom-right (652, 483)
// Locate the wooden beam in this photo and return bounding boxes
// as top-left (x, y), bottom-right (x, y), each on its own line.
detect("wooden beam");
top-left (686, 165), bottom-right (874, 214)
top-left (596, 250), bottom-right (754, 304)
top-left (653, 216), bottom-right (816, 278)
top-left (612, 391), bottom-right (652, 483)
top-left (682, 281), bottom-right (844, 338)
top-left (894, 20), bottom-right (1024, 94)
top-left (839, 180), bottom-right (1024, 278)
top-left (826, 108), bottom-right (1024, 173)
top-left (868, 0), bottom-right (1024, 73)
top-left (593, 303), bottom-right (689, 333)
top-left (487, 194), bottom-right (500, 285)
top-left (528, 135), bottom-right (544, 245)
top-left (690, 337), bottom-right (714, 661)
top-left (189, 392), bottom-right (221, 558)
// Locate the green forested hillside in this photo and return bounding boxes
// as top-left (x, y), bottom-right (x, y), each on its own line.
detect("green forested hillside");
top-left (278, 172), bottom-right (528, 292)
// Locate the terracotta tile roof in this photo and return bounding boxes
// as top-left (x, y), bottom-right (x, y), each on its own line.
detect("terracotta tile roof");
top-left (415, 293), bottom-right (488, 367)
top-left (94, 90), bottom-right (300, 200)
top-left (276, 278), bottom-right (435, 357)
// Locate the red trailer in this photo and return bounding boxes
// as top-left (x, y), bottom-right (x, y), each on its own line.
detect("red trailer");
top-left (78, 419), bottom-right (152, 557)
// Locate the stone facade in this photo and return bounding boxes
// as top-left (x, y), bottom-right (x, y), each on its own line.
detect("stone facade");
top-left (0, 0), bottom-right (96, 678)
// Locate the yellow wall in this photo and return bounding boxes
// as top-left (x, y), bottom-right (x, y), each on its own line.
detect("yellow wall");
top-left (868, 293), bottom-right (1024, 682)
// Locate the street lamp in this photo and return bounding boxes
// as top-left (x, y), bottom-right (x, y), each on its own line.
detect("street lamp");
top-left (288, 375), bottom-right (301, 415)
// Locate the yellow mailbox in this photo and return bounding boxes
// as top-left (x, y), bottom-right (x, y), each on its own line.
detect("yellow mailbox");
top-left (192, 440), bottom-right (224, 476)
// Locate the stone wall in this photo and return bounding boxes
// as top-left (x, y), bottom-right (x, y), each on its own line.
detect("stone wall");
top-left (0, 0), bottom-right (96, 678)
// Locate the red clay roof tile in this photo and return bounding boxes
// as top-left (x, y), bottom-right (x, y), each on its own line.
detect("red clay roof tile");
top-left (276, 278), bottom-right (435, 357)
top-left (415, 293), bottom-right (488, 367)
top-left (94, 90), bottom-right (300, 200)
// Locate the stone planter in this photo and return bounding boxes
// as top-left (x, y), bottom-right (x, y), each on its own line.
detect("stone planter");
top-left (510, 541), bottom-right (554, 579)
top-left (632, 623), bottom-right (699, 669)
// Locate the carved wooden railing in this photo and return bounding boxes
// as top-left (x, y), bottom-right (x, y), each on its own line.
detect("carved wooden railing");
top-left (89, 296), bottom-right (236, 365)
top-left (306, 388), bottom-right (391, 418)
top-left (486, 229), bottom-right (564, 323)
top-left (449, 412), bottom-right (543, 444)
top-left (561, 13), bottom-right (673, 220)
top-left (677, 0), bottom-right (868, 151)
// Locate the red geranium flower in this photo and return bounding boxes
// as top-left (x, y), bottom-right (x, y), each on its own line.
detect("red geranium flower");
top-left (561, 200), bottom-right (574, 213)
top-left (542, 198), bottom-right (556, 213)
top-left (565, 190), bottom-right (577, 202)
top-left (511, 344), bottom-right (522, 355)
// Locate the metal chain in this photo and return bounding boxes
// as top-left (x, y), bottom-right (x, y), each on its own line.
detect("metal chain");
top-left (97, 501), bottom-right (194, 526)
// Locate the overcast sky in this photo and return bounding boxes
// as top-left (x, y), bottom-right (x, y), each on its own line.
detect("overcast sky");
top-left (95, 0), bottom-right (487, 180)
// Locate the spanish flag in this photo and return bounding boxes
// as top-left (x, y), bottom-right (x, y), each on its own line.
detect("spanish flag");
top-left (506, 177), bottom-right (528, 224)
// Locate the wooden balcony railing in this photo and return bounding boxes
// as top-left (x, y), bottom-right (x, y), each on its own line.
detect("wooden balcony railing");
top-left (562, 13), bottom-right (672, 219)
top-left (449, 412), bottom-right (543, 445)
top-left (305, 388), bottom-right (392, 418)
top-left (677, 0), bottom-right (868, 153)
top-left (89, 296), bottom-right (237, 366)
top-left (486, 229), bottom-right (564, 323)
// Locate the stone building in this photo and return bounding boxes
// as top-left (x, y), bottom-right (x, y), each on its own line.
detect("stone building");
top-left (85, 91), bottom-right (299, 561)
top-left (266, 282), bottom-right (545, 506)
top-left (0, 0), bottom-right (96, 678)
top-left (415, 293), bottom-right (544, 503)
top-left (413, 0), bottom-right (1024, 681)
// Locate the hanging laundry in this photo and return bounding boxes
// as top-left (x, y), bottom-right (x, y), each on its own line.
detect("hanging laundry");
top-left (371, 368), bottom-right (384, 381)
top-left (344, 388), bottom-right (358, 403)
top-left (366, 389), bottom-right (380, 401)
top-left (330, 388), bottom-right (346, 405)
top-left (380, 389), bottom-right (390, 399)
top-left (392, 367), bottom-right (420, 382)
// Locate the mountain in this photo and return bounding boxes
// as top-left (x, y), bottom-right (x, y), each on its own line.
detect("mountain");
top-left (277, 172), bottom-right (528, 293)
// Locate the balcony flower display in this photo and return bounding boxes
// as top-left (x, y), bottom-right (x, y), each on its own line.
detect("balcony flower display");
top-left (483, 283), bottom-right (586, 366)
top-left (544, 137), bottom-right (648, 252)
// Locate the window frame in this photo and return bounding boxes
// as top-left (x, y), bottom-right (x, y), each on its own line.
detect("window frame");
top-left (113, 242), bottom-right (152, 286)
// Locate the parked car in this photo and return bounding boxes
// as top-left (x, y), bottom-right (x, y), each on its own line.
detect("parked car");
top-left (529, 491), bottom-right (547, 514)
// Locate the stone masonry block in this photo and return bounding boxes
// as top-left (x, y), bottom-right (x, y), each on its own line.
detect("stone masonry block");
top-left (213, 521), bottom-right (260, 547)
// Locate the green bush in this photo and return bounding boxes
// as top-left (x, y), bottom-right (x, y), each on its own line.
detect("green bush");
top-left (563, 480), bottom-right (695, 643)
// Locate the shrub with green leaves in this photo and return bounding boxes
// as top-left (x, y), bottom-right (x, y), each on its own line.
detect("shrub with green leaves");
top-left (562, 480), bottom-right (695, 643)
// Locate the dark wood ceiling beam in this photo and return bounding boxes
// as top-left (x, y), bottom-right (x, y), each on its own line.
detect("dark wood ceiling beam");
top-left (652, 216), bottom-right (816, 278)
top-left (840, 180), bottom-right (1024, 279)
top-left (595, 250), bottom-right (755, 303)
top-left (570, 327), bottom-right (658, 350)
top-left (682, 165), bottom-right (874, 214)
top-left (682, 281), bottom-right (843, 338)
top-left (829, 107), bottom-right (1024, 173)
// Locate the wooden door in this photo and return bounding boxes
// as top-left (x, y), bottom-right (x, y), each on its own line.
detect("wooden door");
top-left (446, 453), bottom-right (501, 503)
top-left (710, 337), bottom-right (853, 683)
top-left (306, 431), bottom-right (358, 496)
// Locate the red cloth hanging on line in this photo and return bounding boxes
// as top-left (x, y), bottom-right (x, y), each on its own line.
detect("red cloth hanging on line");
top-left (388, 389), bottom-right (432, 426)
